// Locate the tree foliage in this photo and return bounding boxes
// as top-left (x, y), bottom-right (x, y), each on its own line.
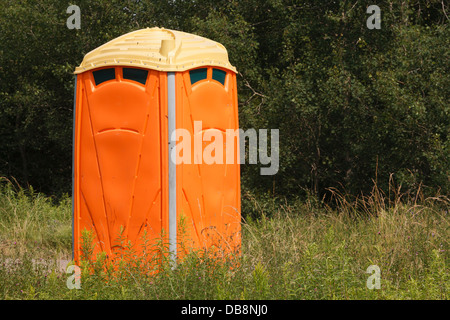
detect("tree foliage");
top-left (0, 0), bottom-right (448, 199)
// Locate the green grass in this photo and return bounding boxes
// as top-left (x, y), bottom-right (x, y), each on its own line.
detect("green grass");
top-left (0, 179), bottom-right (72, 259)
top-left (0, 177), bottom-right (448, 300)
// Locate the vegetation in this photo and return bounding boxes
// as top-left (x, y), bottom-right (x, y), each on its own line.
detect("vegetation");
top-left (0, 0), bottom-right (448, 199)
top-left (0, 180), bottom-right (447, 300)
top-left (0, 1), bottom-right (448, 300)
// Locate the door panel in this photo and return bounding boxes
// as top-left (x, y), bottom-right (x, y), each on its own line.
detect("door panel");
top-left (175, 69), bottom-right (241, 256)
top-left (73, 68), bottom-right (165, 261)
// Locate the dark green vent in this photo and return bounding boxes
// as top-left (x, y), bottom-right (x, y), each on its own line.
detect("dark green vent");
top-left (123, 68), bottom-right (148, 85)
top-left (93, 68), bottom-right (115, 86)
top-left (212, 69), bottom-right (227, 85)
top-left (189, 68), bottom-right (208, 85)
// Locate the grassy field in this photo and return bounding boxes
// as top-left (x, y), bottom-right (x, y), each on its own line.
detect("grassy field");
top-left (0, 178), bottom-right (448, 300)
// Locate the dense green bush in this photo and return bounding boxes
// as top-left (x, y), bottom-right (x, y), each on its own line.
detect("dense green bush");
top-left (0, 0), bottom-right (448, 199)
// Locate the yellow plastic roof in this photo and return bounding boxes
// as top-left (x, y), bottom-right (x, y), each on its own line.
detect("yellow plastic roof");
top-left (74, 27), bottom-right (237, 74)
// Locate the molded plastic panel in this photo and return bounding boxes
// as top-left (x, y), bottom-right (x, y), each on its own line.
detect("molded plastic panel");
top-left (175, 68), bottom-right (241, 257)
top-left (73, 67), bottom-right (167, 261)
top-left (73, 65), bottom-right (240, 264)
top-left (74, 27), bottom-right (237, 74)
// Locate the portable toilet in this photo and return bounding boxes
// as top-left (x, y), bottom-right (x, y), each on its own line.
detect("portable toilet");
top-left (72, 27), bottom-right (241, 264)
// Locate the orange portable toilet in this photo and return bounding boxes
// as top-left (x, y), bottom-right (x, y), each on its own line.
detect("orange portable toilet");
top-left (72, 27), bottom-right (241, 265)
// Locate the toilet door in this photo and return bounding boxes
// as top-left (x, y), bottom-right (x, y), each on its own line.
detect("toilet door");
top-left (175, 67), bottom-right (241, 256)
top-left (73, 67), bottom-right (166, 260)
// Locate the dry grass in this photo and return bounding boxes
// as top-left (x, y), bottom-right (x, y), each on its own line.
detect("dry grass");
top-left (0, 177), bottom-right (448, 299)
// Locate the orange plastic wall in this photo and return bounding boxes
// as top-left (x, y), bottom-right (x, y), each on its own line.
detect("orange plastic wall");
top-left (73, 66), bottom-right (240, 264)
top-left (175, 69), bottom-right (241, 258)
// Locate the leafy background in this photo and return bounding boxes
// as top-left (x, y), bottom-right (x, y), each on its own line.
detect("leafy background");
top-left (0, 0), bottom-right (448, 203)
